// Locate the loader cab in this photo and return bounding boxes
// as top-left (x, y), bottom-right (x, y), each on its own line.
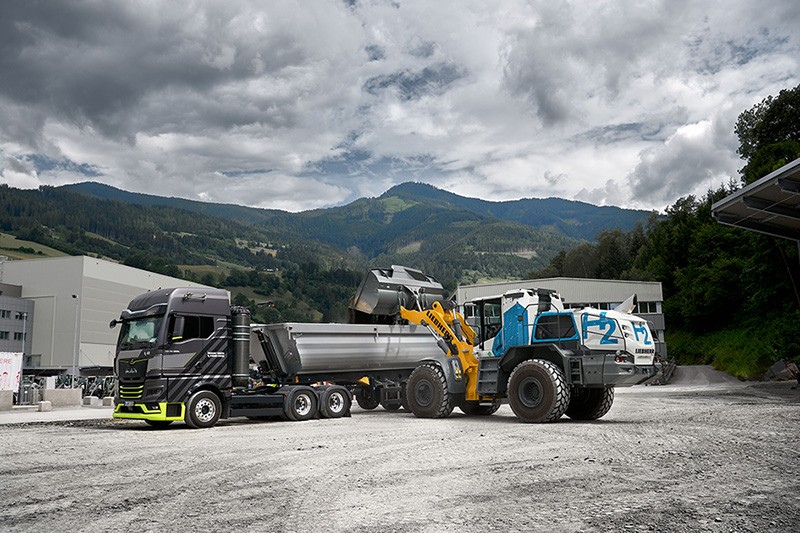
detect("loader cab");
top-left (468, 288), bottom-right (571, 358)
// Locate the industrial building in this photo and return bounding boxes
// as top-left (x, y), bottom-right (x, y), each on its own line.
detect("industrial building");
top-left (0, 282), bottom-right (34, 357)
top-left (0, 256), bottom-right (208, 376)
top-left (456, 277), bottom-right (666, 355)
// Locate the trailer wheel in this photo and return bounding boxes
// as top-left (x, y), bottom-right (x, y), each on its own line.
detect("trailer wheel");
top-left (144, 420), bottom-right (173, 428)
top-left (459, 400), bottom-right (501, 416)
top-left (185, 390), bottom-right (222, 429)
top-left (285, 388), bottom-right (318, 421)
top-left (566, 386), bottom-right (615, 420)
top-left (507, 360), bottom-right (570, 423)
top-left (407, 364), bottom-right (453, 418)
top-left (320, 387), bottom-right (351, 418)
top-left (355, 388), bottom-right (379, 410)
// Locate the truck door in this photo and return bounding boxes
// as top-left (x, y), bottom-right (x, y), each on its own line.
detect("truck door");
top-left (161, 314), bottom-right (225, 376)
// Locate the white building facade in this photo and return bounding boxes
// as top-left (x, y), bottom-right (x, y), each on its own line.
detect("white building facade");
top-left (456, 277), bottom-right (666, 356)
top-left (0, 256), bottom-right (208, 375)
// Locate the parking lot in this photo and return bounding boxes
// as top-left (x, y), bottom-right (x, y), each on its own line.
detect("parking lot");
top-left (1, 373), bottom-right (798, 532)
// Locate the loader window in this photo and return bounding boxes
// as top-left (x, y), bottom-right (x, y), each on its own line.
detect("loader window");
top-left (534, 313), bottom-right (577, 342)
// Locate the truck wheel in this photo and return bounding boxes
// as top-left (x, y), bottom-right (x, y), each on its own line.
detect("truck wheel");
top-left (285, 388), bottom-right (318, 421)
top-left (185, 390), bottom-right (222, 429)
top-left (320, 387), bottom-right (351, 418)
top-left (145, 420), bottom-right (173, 428)
top-left (355, 388), bottom-right (379, 410)
top-left (459, 400), bottom-right (501, 416)
top-left (507, 360), bottom-right (570, 423)
top-left (566, 386), bottom-right (615, 420)
top-left (407, 364), bottom-right (453, 418)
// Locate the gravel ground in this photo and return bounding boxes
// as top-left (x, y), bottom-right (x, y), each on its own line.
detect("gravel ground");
top-left (2, 377), bottom-right (798, 532)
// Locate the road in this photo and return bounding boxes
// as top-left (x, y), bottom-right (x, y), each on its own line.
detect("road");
top-left (1, 377), bottom-right (798, 532)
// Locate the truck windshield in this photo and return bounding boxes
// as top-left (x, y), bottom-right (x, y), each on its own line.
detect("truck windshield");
top-left (118, 315), bottom-right (164, 350)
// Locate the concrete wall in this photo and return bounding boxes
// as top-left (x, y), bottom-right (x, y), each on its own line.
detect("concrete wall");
top-left (41, 388), bottom-right (82, 407)
top-left (0, 390), bottom-right (12, 411)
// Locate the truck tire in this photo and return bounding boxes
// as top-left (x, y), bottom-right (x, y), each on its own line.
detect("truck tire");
top-left (285, 387), bottom-right (318, 421)
top-left (507, 360), bottom-right (570, 423)
top-left (566, 386), bottom-right (615, 420)
top-left (355, 388), bottom-right (379, 410)
top-left (407, 364), bottom-right (453, 418)
top-left (459, 400), bottom-right (501, 416)
top-left (320, 386), bottom-right (351, 418)
top-left (184, 390), bottom-right (222, 429)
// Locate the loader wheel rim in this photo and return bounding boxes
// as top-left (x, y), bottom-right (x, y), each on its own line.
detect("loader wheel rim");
top-left (195, 398), bottom-right (216, 423)
top-left (414, 380), bottom-right (433, 407)
top-left (518, 377), bottom-right (544, 408)
top-left (294, 394), bottom-right (312, 417)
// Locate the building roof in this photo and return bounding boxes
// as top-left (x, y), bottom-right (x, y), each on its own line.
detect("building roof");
top-left (456, 277), bottom-right (663, 304)
top-left (711, 157), bottom-right (800, 241)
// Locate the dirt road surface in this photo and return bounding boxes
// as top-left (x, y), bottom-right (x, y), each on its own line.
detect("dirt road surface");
top-left (2, 374), bottom-right (798, 532)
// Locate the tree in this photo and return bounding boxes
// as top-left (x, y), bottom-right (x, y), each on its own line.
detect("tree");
top-left (735, 84), bottom-right (800, 184)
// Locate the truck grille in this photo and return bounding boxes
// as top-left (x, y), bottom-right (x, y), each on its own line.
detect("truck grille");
top-left (119, 383), bottom-right (144, 400)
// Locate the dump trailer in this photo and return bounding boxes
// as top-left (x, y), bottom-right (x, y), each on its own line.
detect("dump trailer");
top-left (111, 266), bottom-right (447, 428)
top-left (399, 287), bottom-right (661, 422)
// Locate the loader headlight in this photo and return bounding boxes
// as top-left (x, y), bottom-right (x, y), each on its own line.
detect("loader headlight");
top-left (450, 359), bottom-right (463, 381)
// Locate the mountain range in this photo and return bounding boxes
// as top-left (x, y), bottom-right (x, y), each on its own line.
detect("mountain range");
top-left (0, 180), bottom-right (654, 287)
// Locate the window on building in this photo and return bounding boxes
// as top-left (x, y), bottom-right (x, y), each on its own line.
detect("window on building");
top-left (0, 310), bottom-right (10, 318)
top-left (0, 331), bottom-right (8, 340)
top-left (636, 302), bottom-right (658, 314)
top-left (13, 332), bottom-right (26, 341)
top-left (15, 312), bottom-right (27, 320)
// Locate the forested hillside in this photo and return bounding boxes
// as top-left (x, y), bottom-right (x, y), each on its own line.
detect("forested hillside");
top-left (529, 84), bottom-right (800, 378)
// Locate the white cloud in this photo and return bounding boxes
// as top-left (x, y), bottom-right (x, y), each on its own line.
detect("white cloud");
top-left (0, 0), bottom-right (798, 212)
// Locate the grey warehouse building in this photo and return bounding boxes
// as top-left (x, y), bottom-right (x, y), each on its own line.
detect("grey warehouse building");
top-left (0, 282), bottom-right (34, 357)
top-left (456, 277), bottom-right (666, 356)
top-left (0, 256), bottom-right (209, 376)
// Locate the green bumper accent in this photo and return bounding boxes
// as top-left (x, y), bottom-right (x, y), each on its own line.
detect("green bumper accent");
top-left (113, 402), bottom-right (185, 421)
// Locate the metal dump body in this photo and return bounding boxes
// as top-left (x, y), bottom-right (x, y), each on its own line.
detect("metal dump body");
top-left (254, 322), bottom-right (441, 376)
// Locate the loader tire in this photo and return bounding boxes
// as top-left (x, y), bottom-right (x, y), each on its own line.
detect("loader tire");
top-left (407, 364), bottom-right (453, 418)
top-left (185, 390), bottom-right (222, 429)
top-left (565, 386), bottom-right (615, 420)
top-left (507, 359), bottom-right (570, 423)
top-left (459, 400), bottom-right (501, 416)
top-left (355, 388), bottom-right (379, 410)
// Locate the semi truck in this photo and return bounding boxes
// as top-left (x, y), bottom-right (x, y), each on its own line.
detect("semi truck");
top-left (111, 265), bottom-right (660, 428)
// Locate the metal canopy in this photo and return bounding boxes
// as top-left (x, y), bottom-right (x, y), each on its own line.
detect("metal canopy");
top-left (711, 157), bottom-right (800, 241)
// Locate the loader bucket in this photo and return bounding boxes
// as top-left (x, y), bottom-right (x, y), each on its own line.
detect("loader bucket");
top-left (349, 265), bottom-right (447, 323)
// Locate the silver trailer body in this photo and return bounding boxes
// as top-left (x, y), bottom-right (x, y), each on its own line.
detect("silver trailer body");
top-left (254, 322), bottom-right (441, 376)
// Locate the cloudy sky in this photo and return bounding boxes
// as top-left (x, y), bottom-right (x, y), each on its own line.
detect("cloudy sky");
top-left (1, 1), bottom-right (798, 212)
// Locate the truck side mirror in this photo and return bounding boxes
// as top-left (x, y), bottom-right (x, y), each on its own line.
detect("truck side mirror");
top-left (109, 319), bottom-right (119, 329)
top-left (168, 315), bottom-right (185, 343)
